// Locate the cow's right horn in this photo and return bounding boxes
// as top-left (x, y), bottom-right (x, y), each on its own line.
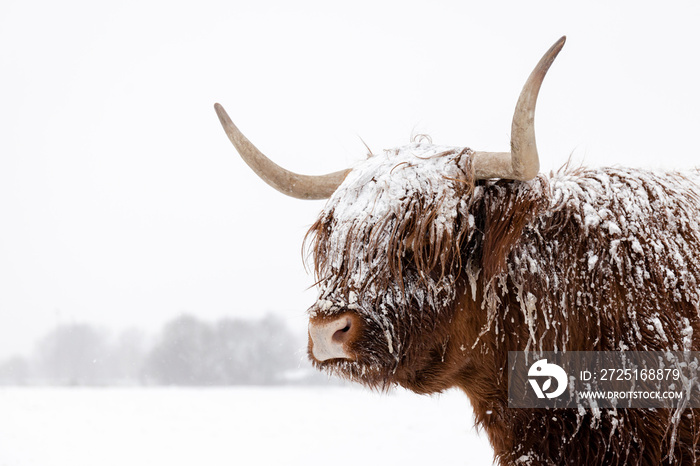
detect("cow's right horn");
top-left (472, 36), bottom-right (566, 181)
top-left (214, 103), bottom-right (350, 200)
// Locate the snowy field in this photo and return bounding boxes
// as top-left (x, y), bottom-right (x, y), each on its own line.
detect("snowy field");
top-left (0, 386), bottom-right (494, 466)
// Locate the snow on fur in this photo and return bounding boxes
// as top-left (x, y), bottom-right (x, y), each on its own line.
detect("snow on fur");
top-left (306, 142), bottom-right (700, 465)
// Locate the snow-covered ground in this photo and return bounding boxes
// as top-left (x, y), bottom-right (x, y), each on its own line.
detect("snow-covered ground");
top-left (0, 386), bottom-right (493, 466)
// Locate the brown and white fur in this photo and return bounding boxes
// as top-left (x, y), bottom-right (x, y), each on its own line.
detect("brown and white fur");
top-left (305, 142), bottom-right (700, 465)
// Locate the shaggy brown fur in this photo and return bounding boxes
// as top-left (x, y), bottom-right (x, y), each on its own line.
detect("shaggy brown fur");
top-left (305, 145), bottom-right (700, 465)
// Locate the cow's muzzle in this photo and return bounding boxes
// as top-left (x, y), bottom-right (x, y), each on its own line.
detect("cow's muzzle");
top-left (308, 313), bottom-right (358, 361)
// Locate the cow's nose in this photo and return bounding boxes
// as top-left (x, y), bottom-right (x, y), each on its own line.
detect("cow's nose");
top-left (309, 314), bottom-right (356, 361)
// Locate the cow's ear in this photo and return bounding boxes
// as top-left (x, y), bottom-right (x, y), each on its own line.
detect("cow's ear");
top-left (481, 180), bottom-right (546, 280)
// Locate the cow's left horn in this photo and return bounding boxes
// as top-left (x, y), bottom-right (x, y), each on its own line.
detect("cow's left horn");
top-left (214, 103), bottom-right (350, 200)
top-left (472, 36), bottom-right (566, 180)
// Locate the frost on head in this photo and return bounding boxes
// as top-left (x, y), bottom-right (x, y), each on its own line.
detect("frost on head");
top-left (305, 143), bottom-right (476, 384)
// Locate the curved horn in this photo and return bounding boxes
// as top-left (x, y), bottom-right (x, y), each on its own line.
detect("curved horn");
top-left (472, 36), bottom-right (566, 180)
top-left (214, 103), bottom-right (350, 200)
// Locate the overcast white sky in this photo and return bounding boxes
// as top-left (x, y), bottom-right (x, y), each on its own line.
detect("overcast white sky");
top-left (1, 1), bottom-right (699, 359)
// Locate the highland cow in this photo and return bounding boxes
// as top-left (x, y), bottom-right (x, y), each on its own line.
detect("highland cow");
top-left (215, 36), bottom-right (700, 465)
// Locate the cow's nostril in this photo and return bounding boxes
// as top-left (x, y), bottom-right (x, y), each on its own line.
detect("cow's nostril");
top-left (332, 319), bottom-right (352, 343)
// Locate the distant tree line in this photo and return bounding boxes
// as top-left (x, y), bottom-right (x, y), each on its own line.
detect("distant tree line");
top-left (0, 314), bottom-right (331, 386)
